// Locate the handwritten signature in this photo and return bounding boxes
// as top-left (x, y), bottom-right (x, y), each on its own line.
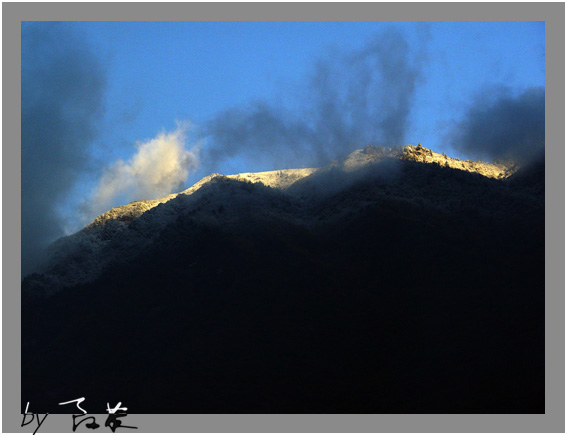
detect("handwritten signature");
top-left (22, 398), bottom-right (137, 434)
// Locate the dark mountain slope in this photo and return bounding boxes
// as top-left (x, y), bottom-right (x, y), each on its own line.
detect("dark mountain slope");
top-left (22, 151), bottom-right (544, 414)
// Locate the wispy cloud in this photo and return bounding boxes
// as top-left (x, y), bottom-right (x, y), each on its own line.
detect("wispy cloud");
top-left (85, 122), bottom-right (200, 220)
top-left (202, 26), bottom-right (431, 172)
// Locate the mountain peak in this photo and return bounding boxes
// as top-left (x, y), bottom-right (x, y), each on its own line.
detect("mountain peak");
top-left (24, 143), bottom-right (534, 294)
top-left (85, 144), bottom-right (512, 233)
top-left (399, 144), bottom-right (513, 179)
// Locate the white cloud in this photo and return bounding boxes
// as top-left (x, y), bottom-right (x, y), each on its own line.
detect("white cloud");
top-left (87, 122), bottom-right (200, 219)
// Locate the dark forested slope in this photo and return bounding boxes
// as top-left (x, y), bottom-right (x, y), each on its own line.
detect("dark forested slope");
top-left (22, 146), bottom-right (544, 413)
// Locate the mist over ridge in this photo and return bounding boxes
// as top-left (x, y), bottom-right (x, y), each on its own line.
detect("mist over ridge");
top-left (21, 21), bottom-right (545, 289)
top-left (22, 141), bottom-right (542, 291)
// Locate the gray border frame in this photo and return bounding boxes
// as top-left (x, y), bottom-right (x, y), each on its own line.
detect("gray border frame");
top-left (4, 2), bottom-right (564, 433)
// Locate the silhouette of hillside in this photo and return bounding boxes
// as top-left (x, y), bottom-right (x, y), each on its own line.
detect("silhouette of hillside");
top-left (22, 147), bottom-right (544, 414)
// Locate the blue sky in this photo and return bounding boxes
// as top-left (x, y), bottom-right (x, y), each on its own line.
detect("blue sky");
top-left (21, 21), bottom-right (545, 273)
top-left (81, 21), bottom-right (544, 157)
top-left (84, 22), bottom-right (542, 144)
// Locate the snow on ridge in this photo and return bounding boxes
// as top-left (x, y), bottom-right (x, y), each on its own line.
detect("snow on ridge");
top-left (24, 144), bottom-right (519, 295)
top-left (226, 168), bottom-right (318, 189)
top-left (87, 168), bottom-right (318, 230)
top-left (28, 169), bottom-right (316, 291)
top-left (400, 144), bottom-right (513, 179)
top-left (86, 144), bottom-right (512, 231)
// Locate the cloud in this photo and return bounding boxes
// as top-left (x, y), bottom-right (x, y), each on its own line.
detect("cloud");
top-left (21, 24), bottom-right (431, 277)
top-left (448, 86), bottom-right (545, 164)
top-left (85, 123), bottom-right (200, 220)
top-left (21, 22), bottom-right (107, 276)
top-left (204, 102), bottom-right (314, 170)
top-left (202, 26), bottom-right (430, 172)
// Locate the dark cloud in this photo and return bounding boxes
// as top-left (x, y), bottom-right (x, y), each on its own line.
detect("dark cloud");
top-left (204, 102), bottom-right (315, 170)
top-left (202, 26), bottom-right (429, 172)
top-left (448, 86), bottom-right (545, 164)
top-left (21, 23), bottom-right (106, 276)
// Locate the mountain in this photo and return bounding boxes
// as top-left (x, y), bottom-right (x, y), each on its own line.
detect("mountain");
top-left (22, 144), bottom-right (544, 414)
top-left (22, 144), bottom-right (516, 295)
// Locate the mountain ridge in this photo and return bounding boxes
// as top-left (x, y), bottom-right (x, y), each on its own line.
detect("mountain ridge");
top-left (87, 143), bottom-right (511, 229)
top-left (22, 142), bottom-right (544, 413)
top-left (23, 144), bottom-right (530, 296)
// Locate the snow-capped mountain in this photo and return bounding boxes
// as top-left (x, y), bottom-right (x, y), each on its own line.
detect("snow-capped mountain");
top-left (22, 143), bottom-right (544, 414)
top-left (84, 143), bottom-right (513, 228)
top-left (24, 144), bottom-right (523, 295)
